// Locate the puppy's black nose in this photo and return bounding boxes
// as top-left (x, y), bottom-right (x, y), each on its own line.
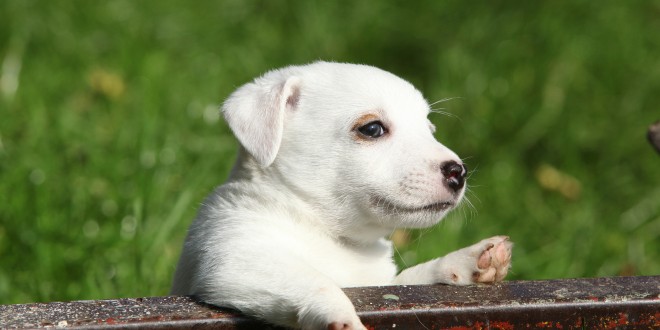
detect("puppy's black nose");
top-left (441, 161), bottom-right (467, 192)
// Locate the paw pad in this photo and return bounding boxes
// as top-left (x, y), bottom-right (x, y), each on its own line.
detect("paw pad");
top-left (475, 236), bottom-right (512, 283)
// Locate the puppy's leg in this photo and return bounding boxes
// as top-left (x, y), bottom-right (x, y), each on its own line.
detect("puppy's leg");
top-left (196, 259), bottom-right (365, 330)
top-left (394, 236), bottom-right (512, 285)
top-left (297, 283), bottom-right (365, 330)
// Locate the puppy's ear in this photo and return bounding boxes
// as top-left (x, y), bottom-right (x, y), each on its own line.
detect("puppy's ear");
top-left (222, 75), bottom-right (301, 167)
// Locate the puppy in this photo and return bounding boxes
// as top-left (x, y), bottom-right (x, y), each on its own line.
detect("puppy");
top-left (171, 62), bottom-right (512, 329)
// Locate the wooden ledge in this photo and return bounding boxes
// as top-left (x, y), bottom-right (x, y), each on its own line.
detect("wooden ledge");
top-left (1, 276), bottom-right (659, 329)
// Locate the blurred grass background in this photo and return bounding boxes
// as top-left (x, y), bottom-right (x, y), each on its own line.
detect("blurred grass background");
top-left (1, 1), bottom-right (659, 304)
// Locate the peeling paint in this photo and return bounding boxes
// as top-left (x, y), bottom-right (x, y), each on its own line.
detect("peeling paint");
top-left (382, 294), bottom-right (400, 301)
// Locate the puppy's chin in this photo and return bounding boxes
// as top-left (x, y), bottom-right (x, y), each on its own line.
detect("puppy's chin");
top-left (368, 195), bottom-right (459, 229)
top-left (383, 211), bottom-right (450, 229)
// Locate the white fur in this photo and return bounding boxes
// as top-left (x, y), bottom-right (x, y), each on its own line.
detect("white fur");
top-left (172, 62), bottom-right (512, 330)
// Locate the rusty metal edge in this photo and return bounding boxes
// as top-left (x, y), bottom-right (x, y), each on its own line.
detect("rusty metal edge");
top-left (649, 120), bottom-right (660, 154)
top-left (2, 276), bottom-right (659, 329)
top-left (357, 299), bottom-right (660, 329)
top-left (41, 299), bottom-right (660, 329)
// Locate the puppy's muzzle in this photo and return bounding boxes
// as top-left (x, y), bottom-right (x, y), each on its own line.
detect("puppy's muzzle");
top-left (441, 161), bottom-right (468, 192)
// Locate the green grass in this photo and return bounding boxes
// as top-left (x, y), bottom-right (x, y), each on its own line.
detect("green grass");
top-left (1, 1), bottom-right (659, 304)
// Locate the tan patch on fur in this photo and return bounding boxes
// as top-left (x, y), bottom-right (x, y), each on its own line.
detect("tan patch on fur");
top-left (351, 113), bottom-right (382, 143)
top-left (351, 113), bottom-right (380, 130)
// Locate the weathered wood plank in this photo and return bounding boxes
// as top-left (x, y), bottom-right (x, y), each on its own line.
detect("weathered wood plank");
top-left (1, 276), bottom-right (658, 329)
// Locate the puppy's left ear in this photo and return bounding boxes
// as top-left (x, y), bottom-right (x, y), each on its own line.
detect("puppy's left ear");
top-left (222, 75), bottom-right (301, 167)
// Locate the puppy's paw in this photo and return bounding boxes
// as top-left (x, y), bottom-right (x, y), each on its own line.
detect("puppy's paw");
top-left (327, 320), bottom-right (365, 330)
top-left (298, 289), bottom-right (365, 330)
top-left (473, 236), bottom-right (512, 283)
top-left (441, 236), bottom-right (512, 285)
top-left (300, 313), bottom-right (365, 330)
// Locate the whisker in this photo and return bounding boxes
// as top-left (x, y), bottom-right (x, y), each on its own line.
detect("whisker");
top-left (391, 229), bottom-right (410, 269)
top-left (429, 109), bottom-right (462, 121)
top-left (428, 97), bottom-right (463, 121)
top-left (428, 96), bottom-right (463, 107)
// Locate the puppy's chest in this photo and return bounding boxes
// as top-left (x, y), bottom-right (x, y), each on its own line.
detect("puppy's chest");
top-left (294, 235), bottom-right (398, 287)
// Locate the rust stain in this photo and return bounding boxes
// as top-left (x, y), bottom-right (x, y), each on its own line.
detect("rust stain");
top-left (489, 320), bottom-right (515, 329)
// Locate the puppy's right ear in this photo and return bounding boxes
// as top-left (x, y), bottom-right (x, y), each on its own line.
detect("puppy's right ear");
top-left (222, 75), bottom-right (301, 167)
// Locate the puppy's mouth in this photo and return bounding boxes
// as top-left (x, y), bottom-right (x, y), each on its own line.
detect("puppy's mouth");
top-left (370, 196), bottom-right (455, 214)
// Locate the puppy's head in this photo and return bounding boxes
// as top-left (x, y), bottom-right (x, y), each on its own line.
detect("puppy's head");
top-left (223, 62), bottom-right (466, 235)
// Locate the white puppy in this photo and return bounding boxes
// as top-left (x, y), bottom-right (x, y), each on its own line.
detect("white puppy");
top-left (172, 62), bottom-right (512, 330)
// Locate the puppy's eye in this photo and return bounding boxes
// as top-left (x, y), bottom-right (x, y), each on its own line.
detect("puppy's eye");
top-left (357, 121), bottom-right (387, 138)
